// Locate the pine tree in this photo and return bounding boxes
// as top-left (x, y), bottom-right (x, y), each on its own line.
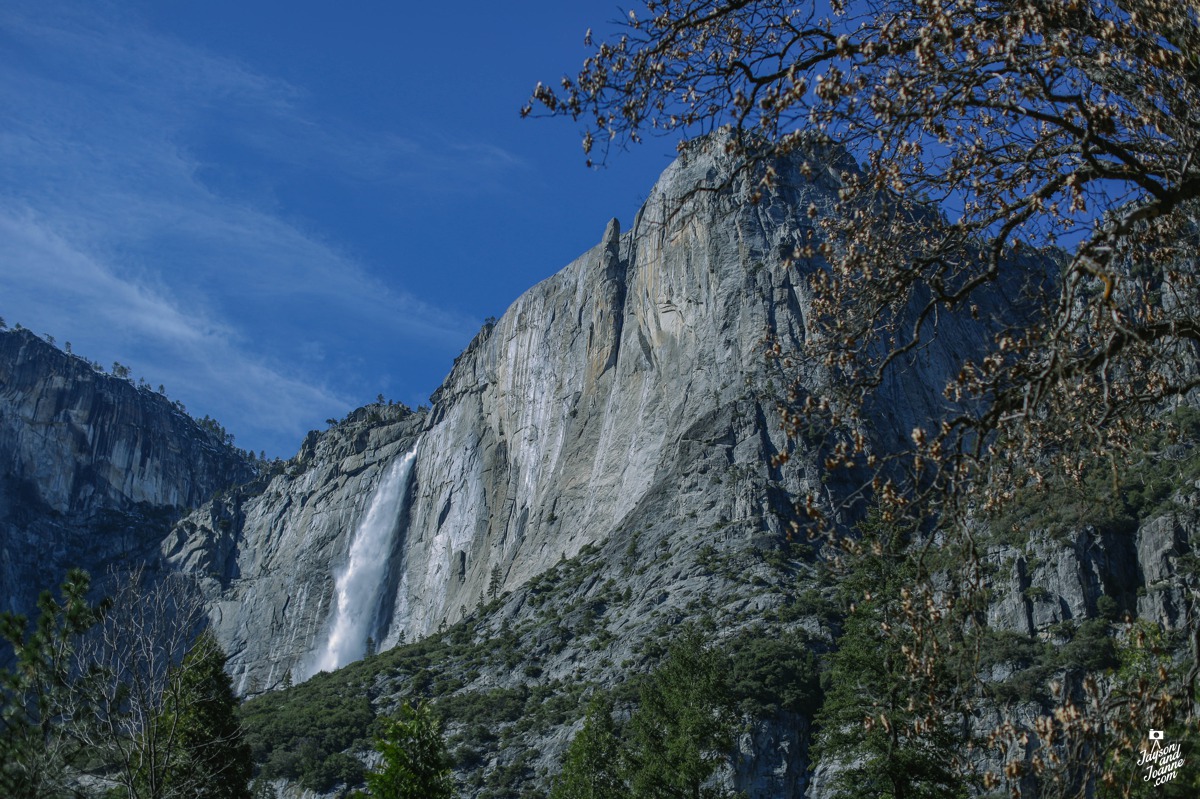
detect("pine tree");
top-left (812, 516), bottom-right (967, 799)
top-left (488, 565), bottom-right (503, 600)
top-left (0, 569), bottom-right (104, 798)
top-left (551, 695), bottom-right (625, 799)
top-left (624, 629), bottom-right (739, 799)
top-left (365, 702), bottom-right (454, 799)
top-left (156, 630), bottom-right (252, 799)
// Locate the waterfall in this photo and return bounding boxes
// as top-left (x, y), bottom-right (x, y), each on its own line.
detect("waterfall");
top-left (304, 448), bottom-right (416, 677)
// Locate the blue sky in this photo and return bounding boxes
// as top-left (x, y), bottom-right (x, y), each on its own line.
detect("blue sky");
top-left (0, 0), bottom-right (680, 457)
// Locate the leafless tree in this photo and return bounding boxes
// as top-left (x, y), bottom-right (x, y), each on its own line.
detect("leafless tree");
top-left (4, 566), bottom-right (249, 799)
top-left (529, 0), bottom-right (1200, 519)
top-left (530, 2), bottom-right (1200, 795)
top-left (67, 566), bottom-right (236, 799)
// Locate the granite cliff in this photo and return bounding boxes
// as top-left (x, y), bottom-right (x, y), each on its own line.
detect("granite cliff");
top-left (0, 328), bottom-right (253, 619)
top-left (188, 137), bottom-right (1197, 796)
top-left (2, 134), bottom-right (1196, 798)
top-left (167, 134), bottom-right (846, 694)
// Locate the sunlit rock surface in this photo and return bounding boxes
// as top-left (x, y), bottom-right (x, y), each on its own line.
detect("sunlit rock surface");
top-left (162, 404), bottom-right (424, 694)
top-left (172, 136), bottom-right (840, 692)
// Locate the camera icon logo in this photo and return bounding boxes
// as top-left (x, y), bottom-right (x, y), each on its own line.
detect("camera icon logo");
top-left (1149, 729), bottom-right (1164, 741)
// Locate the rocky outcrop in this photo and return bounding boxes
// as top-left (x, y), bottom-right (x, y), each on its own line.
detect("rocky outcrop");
top-left (0, 330), bottom-right (252, 515)
top-left (1136, 509), bottom-right (1198, 627)
top-left (163, 404), bottom-right (425, 693)
top-left (0, 328), bottom-right (253, 617)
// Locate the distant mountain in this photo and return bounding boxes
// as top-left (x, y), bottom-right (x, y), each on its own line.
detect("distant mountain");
top-left (0, 327), bottom-right (254, 620)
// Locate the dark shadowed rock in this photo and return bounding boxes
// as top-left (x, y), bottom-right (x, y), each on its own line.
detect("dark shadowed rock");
top-left (0, 328), bottom-right (253, 617)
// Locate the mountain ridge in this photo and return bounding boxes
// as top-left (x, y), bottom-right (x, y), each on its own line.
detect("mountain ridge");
top-left (0, 326), bottom-right (255, 619)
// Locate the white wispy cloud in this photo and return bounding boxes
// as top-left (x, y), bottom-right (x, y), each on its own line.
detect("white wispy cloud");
top-left (0, 206), bottom-right (352, 447)
top-left (0, 0), bottom-right (520, 454)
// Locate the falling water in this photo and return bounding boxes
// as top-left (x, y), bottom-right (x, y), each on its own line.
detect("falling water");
top-left (305, 449), bottom-right (416, 676)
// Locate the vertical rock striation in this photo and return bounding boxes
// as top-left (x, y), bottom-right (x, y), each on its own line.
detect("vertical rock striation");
top-left (383, 139), bottom-right (828, 645)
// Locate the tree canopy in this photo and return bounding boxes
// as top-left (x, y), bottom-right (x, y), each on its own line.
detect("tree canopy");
top-left (1, 569), bottom-right (253, 799)
top-left (552, 629), bottom-right (743, 799)
top-left (530, 2), bottom-right (1200, 795)
top-left (364, 701), bottom-right (454, 799)
top-left (624, 629), bottom-right (740, 799)
top-left (529, 0), bottom-right (1200, 526)
top-left (0, 568), bottom-right (105, 798)
top-left (153, 630), bottom-right (252, 799)
top-left (550, 696), bottom-right (624, 799)
top-left (812, 516), bottom-right (968, 799)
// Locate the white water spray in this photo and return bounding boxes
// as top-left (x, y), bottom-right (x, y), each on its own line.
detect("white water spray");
top-left (306, 449), bottom-right (416, 676)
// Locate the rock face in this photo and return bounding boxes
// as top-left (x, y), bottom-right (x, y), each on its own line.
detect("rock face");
top-left (163, 404), bottom-right (426, 693)
top-left (0, 330), bottom-right (252, 516)
top-left (385, 142), bottom-right (822, 645)
top-left (3, 136), bottom-right (1197, 798)
top-left (170, 135), bottom-right (843, 691)
top-left (159, 135), bottom-right (1073, 798)
top-left (0, 329), bottom-right (253, 617)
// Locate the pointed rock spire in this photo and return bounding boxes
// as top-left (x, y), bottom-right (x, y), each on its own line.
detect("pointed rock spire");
top-left (602, 217), bottom-right (620, 259)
